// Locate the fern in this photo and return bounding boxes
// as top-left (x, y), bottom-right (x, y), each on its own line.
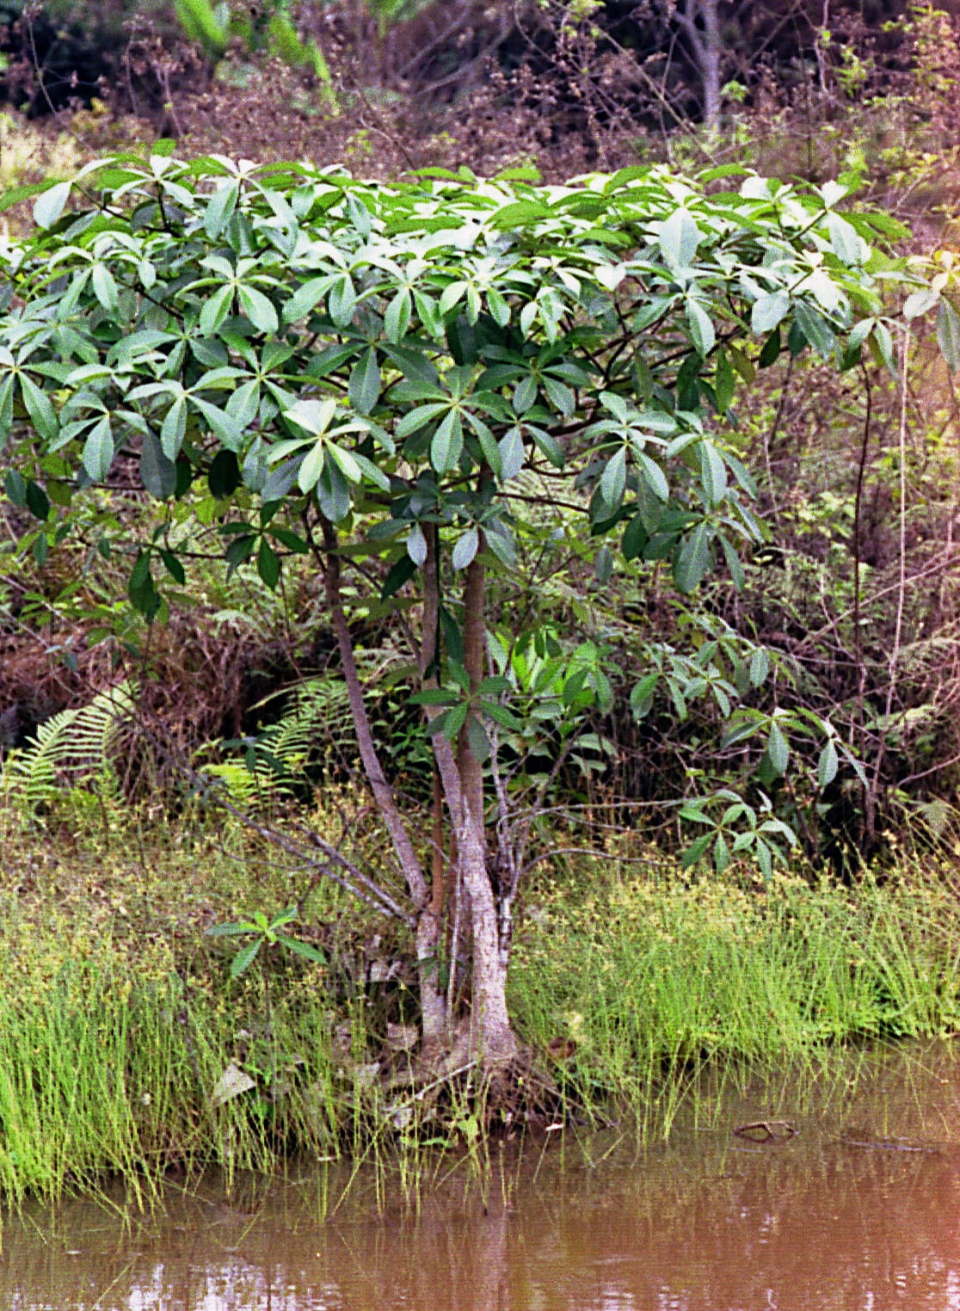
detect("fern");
top-left (0, 682), bottom-right (137, 809)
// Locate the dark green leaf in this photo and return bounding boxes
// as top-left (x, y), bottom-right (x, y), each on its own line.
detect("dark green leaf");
top-left (674, 523), bottom-right (713, 593)
top-left (257, 539), bottom-right (281, 590)
top-left (141, 432), bottom-right (177, 500)
top-left (208, 449), bottom-right (241, 498)
top-left (230, 938), bottom-right (263, 978)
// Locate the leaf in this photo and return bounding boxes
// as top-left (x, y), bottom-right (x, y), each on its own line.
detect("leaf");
top-left (681, 833), bottom-right (713, 868)
top-left (793, 302), bottom-right (836, 358)
top-left (161, 396), bottom-right (187, 461)
top-left (25, 480), bottom-right (50, 521)
top-left (274, 936), bottom-right (327, 964)
top-left (349, 348), bottom-right (381, 415)
top-left (431, 409), bottom-right (463, 474)
top-left (817, 739), bottom-right (839, 789)
top-left (82, 415), bottom-right (114, 482)
top-left (204, 180), bottom-right (239, 239)
top-left (674, 522), bottom-right (712, 593)
top-left (767, 721), bottom-right (790, 774)
top-left (286, 396), bottom-right (338, 436)
top-left (599, 447), bottom-right (626, 511)
top-left (903, 286), bottom-right (939, 320)
top-left (659, 207), bottom-right (700, 266)
top-left (211, 1061), bottom-right (256, 1105)
top-left (751, 292), bottom-right (791, 335)
top-left (714, 350), bottom-right (735, 412)
top-left (686, 298), bottom-right (716, 357)
top-left (382, 554), bottom-right (417, 598)
top-left (19, 375), bottom-right (58, 442)
top-left (297, 441), bottom-right (326, 493)
top-left (698, 441), bottom-right (727, 507)
top-left (407, 522), bottom-right (427, 566)
top-left (329, 274), bottom-right (357, 328)
top-left (937, 298), bottom-right (960, 373)
top-left (208, 449), bottom-right (240, 498)
top-left (238, 285), bottom-right (279, 335)
top-left (384, 288), bottom-right (411, 343)
top-left (749, 648), bottom-right (770, 686)
top-left (141, 431), bottom-right (177, 499)
top-left (257, 538), bottom-right (281, 589)
top-left (283, 275), bottom-right (335, 324)
top-left (199, 283), bottom-right (233, 337)
top-left (229, 937), bottom-right (263, 979)
top-left (33, 180), bottom-right (71, 229)
top-left (451, 526), bottom-right (479, 571)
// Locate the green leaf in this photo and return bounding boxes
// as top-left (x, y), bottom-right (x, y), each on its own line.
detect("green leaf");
top-left (19, 375), bottom-right (58, 442)
top-left (793, 302), bottom-right (836, 357)
top-left (817, 739), bottom-right (839, 789)
top-left (937, 298), bottom-right (960, 374)
top-left (141, 431), bottom-right (177, 499)
top-left (431, 409), bottom-right (463, 474)
top-left (230, 938), bottom-right (263, 978)
top-left (208, 449), bottom-right (240, 498)
top-left (82, 415), bottom-right (114, 482)
top-left (349, 348), bottom-right (381, 415)
top-left (297, 441), bottom-right (326, 493)
top-left (698, 441), bottom-right (727, 507)
top-left (599, 447), bottom-right (626, 511)
top-left (329, 274), bottom-right (357, 328)
top-left (659, 208), bottom-right (700, 266)
top-left (686, 298), bottom-right (715, 357)
top-left (283, 275), bottom-right (335, 324)
top-left (681, 833), bottom-right (713, 868)
top-left (199, 283), bottom-right (233, 337)
top-left (767, 721), bottom-right (790, 774)
top-left (751, 292), bottom-right (791, 335)
top-left (257, 538), bottom-right (281, 590)
top-left (206, 921), bottom-right (257, 937)
top-left (384, 288), bottom-right (411, 343)
top-left (33, 181), bottom-right (71, 229)
top-left (451, 526), bottom-right (479, 571)
top-left (274, 936), bottom-right (327, 964)
top-left (714, 350), bottom-right (735, 412)
top-left (4, 468), bottom-right (27, 506)
top-left (204, 180), bottom-right (239, 238)
top-left (161, 397), bottom-right (187, 461)
top-left (25, 480), bottom-right (50, 521)
top-left (238, 285), bottom-right (279, 335)
top-left (674, 523), bottom-right (712, 593)
top-left (749, 648), bottom-right (770, 686)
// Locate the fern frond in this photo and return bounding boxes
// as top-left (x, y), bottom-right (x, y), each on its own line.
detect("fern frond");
top-left (1, 682), bottom-right (137, 808)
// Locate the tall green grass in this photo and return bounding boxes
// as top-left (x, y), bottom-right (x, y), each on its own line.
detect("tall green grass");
top-left (3, 809), bottom-right (960, 1199)
top-left (509, 870), bottom-right (960, 1128)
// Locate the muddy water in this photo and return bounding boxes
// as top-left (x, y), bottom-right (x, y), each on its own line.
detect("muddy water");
top-left (6, 1045), bottom-right (960, 1310)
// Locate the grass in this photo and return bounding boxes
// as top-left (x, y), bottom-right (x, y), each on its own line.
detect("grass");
top-left (2, 803), bottom-right (960, 1201)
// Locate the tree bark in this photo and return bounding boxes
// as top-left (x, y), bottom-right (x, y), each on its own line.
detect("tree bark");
top-left (455, 549), bottom-right (518, 1065)
top-left (321, 518), bottom-right (446, 1053)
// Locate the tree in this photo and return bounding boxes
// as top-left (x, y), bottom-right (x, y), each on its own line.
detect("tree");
top-left (0, 151), bottom-right (928, 1067)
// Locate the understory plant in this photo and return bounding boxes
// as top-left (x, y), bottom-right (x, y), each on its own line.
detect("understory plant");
top-left (0, 148), bottom-right (952, 1067)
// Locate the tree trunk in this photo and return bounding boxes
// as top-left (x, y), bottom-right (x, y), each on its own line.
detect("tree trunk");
top-left (456, 550), bottom-right (518, 1065)
top-left (322, 518), bottom-right (447, 1054)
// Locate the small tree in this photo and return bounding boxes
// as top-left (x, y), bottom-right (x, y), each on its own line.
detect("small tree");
top-left (0, 152), bottom-right (930, 1065)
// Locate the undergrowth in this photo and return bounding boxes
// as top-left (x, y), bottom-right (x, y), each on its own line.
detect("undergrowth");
top-left (2, 803), bottom-right (960, 1202)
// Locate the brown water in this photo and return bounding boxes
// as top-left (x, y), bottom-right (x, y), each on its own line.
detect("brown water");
top-left (6, 1044), bottom-right (960, 1310)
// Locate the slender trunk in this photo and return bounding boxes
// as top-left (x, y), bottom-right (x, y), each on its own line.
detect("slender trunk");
top-left (456, 550), bottom-right (518, 1064)
top-left (321, 518), bottom-right (446, 1051)
top-left (700, 0), bottom-right (722, 132)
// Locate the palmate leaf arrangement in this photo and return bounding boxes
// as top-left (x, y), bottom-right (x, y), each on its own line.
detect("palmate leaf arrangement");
top-left (0, 147), bottom-right (956, 878)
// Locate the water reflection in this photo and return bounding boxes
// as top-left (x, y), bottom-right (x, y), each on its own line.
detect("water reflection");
top-left (5, 1044), bottom-right (960, 1310)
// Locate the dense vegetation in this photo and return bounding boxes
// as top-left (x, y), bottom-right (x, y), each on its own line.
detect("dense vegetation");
top-left (1, 0), bottom-right (960, 1197)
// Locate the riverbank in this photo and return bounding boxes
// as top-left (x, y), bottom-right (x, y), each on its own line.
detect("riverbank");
top-left (2, 810), bottom-right (960, 1201)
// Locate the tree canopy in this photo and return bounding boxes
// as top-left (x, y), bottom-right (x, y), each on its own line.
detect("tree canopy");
top-left (0, 150), bottom-right (940, 1060)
